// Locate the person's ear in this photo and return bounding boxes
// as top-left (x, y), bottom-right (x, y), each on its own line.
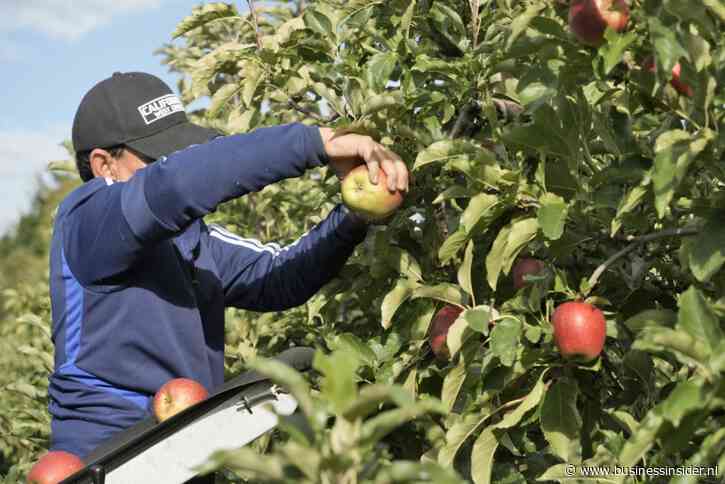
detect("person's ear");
top-left (89, 148), bottom-right (120, 181)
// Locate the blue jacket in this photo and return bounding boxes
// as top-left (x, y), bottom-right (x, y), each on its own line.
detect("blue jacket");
top-left (48, 123), bottom-right (367, 458)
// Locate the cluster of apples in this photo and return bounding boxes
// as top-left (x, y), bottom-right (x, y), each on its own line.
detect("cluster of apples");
top-left (27, 378), bottom-right (208, 483)
top-left (568, 0), bottom-right (692, 96)
top-left (428, 258), bottom-right (607, 364)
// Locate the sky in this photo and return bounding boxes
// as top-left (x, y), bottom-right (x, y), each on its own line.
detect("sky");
top-left (0, 0), bottom-right (230, 235)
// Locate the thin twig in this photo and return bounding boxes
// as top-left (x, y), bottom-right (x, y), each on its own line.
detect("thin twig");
top-left (246, 0), bottom-right (262, 50)
top-left (587, 227), bottom-right (700, 291)
top-left (287, 99), bottom-right (340, 123)
top-left (469, 0), bottom-right (481, 49)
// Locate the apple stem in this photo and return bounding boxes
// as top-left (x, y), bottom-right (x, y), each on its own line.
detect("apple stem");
top-left (586, 227), bottom-right (699, 293)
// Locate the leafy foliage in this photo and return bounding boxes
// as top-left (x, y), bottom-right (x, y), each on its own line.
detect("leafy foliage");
top-left (3, 0), bottom-right (725, 482)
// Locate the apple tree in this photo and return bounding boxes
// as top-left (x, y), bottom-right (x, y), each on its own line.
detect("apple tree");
top-left (160, 0), bottom-right (724, 482)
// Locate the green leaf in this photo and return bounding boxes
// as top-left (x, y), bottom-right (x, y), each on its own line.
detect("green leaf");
top-left (611, 185), bottom-right (648, 236)
top-left (649, 17), bottom-right (689, 75)
top-left (446, 313), bottom-right (471, 358)
top-left (381, 279), bottom-right (420, 329)
top-left (506, 3), bottom-right (545, 50)
top-left (461, 193), bottom-right (501, 233)
top-left (376, 461), bottom-right (463, 484)
top-left (439, 228), bottom-right (469, 264)
top-left (471, 373), bottom-right (548, 484)
top-left (540, 378), bottom-right (582, 463)
top-left (366, 52), bottom-right (398, 92)
top-left (341, 384), bottom-right (413, 420)
top-left (623, 309), bottom-right (677, 334)
top-left (441, 356), bottom-right (467, 412)
top-left (677, 286), bottom-right (723, 351)
top-left (384, 247), bottom-right (423, 281)
top-left (458, 240), bottom-right (475, 300)
top-left (360, 398), bottom-right (446, 446)
top-left (330, 333), bottom-right (377, 367)
top-left (191, 42), bottom-right (255, 98)
top-left (173, 3), bottom-right (238, 38)
top-left (489, 318), bottom-right (522, 367)
top-left (241, 61), bottom-right (263, 107)
top-left (486, 224), bottom-right (511, 291)
top-left (411, 283), bottom-right (469, 307)
top-left (702, 0), bottom-right (725, 22)
top-left (600, 31), bottom-right (637, 75)
top-left (464, 306), bottom-right (497, 335)
top-left (661, 381), bottom-right (705, 427)
top-left (486, 217), bottom-right (539, 290)
top-left (689, 220), bottom-right (725, 282)
top-left (303, 7), bottom-right (335, 40)
top-left (207, 82), bottom-right (241, 118)
top-left (413, 139), bottom-right (482, 171)
top-left (633, 327), bottom-right (710, 364)
top-left (438, 411), bottom-right (490, 467)
top-left (400, 0), bottom-right (416, 39)
top-left (618, 406), bottom-right (665, 467)
top-left (433, 185), bottom-right (475, 204)
top-left (652, 130), bottom-right (710, 218)
top-left (537, 193), bottom-right (568, 240)
top-left (313, 350), bottom-right (360, 415)
top-left (247, 357), bottom-right (314, 419)
top-left (361, 91), bottom-right (403, 116)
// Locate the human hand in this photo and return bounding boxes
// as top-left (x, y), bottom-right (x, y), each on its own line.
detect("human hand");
top-left (318, 127), bottom-right (409, 193)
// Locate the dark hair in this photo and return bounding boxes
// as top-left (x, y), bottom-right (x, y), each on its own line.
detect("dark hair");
top-left (74, 145), bottom-right (154, 182)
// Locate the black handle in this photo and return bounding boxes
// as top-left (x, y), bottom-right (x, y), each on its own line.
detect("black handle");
top-left (90, 465), bottom-right (106, 484)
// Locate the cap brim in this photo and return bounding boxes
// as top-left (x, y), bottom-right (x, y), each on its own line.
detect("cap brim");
top-left (125, 121), bottom-right (220, 160)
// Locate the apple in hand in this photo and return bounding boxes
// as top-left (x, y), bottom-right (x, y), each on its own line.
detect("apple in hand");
top-left (27, 451), bottom-right (84, 484)
top-left (568, 0), bottom-right (629, 46)
top-left (429, 305), bottom-right (463, 360)
top-left (153, 378), bottom-right (209, 422)
top-left (341, 165), bottom-right (403, 221)
top-left (552, 301), bottom-right (606, 362)
top-left (512, 258), bottom-right (545, 290)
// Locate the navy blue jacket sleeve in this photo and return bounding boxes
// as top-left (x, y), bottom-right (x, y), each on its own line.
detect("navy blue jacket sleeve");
top-left (63, 124), bottom-right (331, 287)
top-left (205, 204), bottom-right (367, 311)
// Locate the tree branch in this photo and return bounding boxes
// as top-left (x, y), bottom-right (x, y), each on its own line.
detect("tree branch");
top-left (246, 0), bottom-right (262, 50)
top-left (287, 99), bottom-right (339, 124)
top-left (587, 227), bottom-right (700, 291)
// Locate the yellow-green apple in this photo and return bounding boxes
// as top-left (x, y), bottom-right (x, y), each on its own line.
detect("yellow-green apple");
top-left (429, 305), bottom-right (463, 360)
top-left (153, 378), bottom-right (209, 422)
top-left (569, 0), bottom-right (629, 46)
top-left (552, 301), bottom-right (606, 362)
top-left (341, 165), bottom-right (403, 221)
top-left (512, 257), bottom-right (545, 290)
top-left (27, 451), bottom-right (84, 484)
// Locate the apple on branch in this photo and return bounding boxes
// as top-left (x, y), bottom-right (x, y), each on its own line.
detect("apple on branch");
top-left (644, 59), bottom-right (694, 97)
top-left (27, 451), bottom-right (84, 484)
top-left (512, 257), bottom-right (546, 290)
top-left (341, 165), bottom-right (404, 222)
top-left (429, 305), bottom-right (463, 360)
top-left (153, 377), bottom-right (209, 422)
top-left (552, 301), bottom-right (606, 363)
top-left (568, 0), bottom-right (629, 47)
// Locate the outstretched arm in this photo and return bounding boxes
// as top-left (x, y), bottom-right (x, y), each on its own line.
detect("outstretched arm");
top-left (205, 204), bottom-right (367, 311)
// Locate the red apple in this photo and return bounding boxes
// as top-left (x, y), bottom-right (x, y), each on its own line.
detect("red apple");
top-left (669, 63), bottom-right (694, 97)
top-left (512, 258), bottom-right (545, 290)
top-left (644, 60), bottom-right (694, 97)
top-left (569, 0), bottom-right (629, 46)
top-left (429, 305), bottom-right (463, 360)
top-left (341, 165), bottom-right (404, 221)
top-left (552, 301), bottom-right (606, 362)
top-left (153, 378), bottom-right (209, 422)
top-left (27, 451), bottom-right (84, 484)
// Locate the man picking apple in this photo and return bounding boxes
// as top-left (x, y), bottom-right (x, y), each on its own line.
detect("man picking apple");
top-left (46, 72), bottom-right (408, 476)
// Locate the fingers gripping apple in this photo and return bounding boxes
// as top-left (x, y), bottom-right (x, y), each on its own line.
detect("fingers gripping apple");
top-left (341, 165), bottom-right (404, 221)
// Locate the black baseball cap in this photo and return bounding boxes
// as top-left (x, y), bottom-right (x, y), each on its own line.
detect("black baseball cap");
top-left (72, 72), bottom-right (218, 160)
